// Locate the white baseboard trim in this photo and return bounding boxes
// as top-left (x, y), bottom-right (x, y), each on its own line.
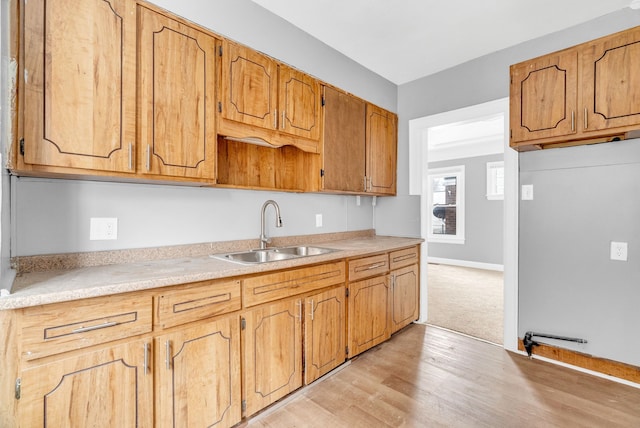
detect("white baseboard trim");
top-left (427, 257), bottom-right (504, 272)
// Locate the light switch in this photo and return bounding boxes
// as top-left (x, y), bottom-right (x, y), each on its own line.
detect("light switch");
top-left (315, 214), bottom-right (323, 228)
top-left (521, 185), bottom-right (534, 200)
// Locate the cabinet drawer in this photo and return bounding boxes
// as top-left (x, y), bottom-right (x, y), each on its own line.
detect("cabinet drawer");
top-left (20, 293), bottom-right (152, 361)
top-left (348, 253), bottom-right (389, 282)
top-left (243, 261), bottom-right (345, 307)
top-left (389, 246), bottom-right (419, 270)
top-left (155, 279), bottom-right (241, 329)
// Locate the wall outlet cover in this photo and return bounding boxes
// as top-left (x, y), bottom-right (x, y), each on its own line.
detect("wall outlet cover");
top-left (90, 217), bottom-right (118, 240)
top-left (610, 241), bottom-right (628, 261)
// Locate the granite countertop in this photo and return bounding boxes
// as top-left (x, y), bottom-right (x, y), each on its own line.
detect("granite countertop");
top-left (1, 234), bottom-right (423, 310)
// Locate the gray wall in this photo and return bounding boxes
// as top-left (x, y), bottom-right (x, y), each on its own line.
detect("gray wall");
top-left (520, 139), bottom-right (640, 367)
top-left (427, 154), bottom-right (503, 265)
top-left (397, 8), bottom-right (640, 366)
top-left (8, 0), bottom-right (406, 257)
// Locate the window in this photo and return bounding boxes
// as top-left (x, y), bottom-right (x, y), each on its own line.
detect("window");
top-left (427, 166), bottom-right (465, 244)
top-left (486, 161), bottom-right (504, 200)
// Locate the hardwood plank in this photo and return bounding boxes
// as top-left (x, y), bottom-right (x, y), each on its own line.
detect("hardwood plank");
top-left (244, 324), bottom-right (640, 427)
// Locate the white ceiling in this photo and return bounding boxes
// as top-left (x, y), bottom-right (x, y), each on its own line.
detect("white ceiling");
top-left (251, 0), bottom-right (635, 84)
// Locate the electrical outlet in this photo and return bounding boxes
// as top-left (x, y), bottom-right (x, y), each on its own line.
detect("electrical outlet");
top-left (610, 241), bottom-right (628, 261)
top-left (315, 214), bottom-right (323, 228)
top-left (90, 218), bottom-right (118, 240)
top-left (521, 184), bottom-right (534, 200)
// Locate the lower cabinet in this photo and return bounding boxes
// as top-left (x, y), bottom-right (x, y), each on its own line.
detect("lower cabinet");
top-left (19, 339), bottom-right (153, 427)
top-left (241, 298), bottom-right (303, 417)
top-left (391, 264), bottom-right (420, 334)
top-left (347, 274), bottom-right (391, 358)
top-left (155, 316), bottom-right (241, 428)
top-left (304, 286), bottom-right (346, 385)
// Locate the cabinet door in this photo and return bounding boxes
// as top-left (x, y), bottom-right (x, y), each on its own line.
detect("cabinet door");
top-left (347, 275), bottom-right (391, 358)
top-left (242, 298), bottom-right (302, 417)
top-left (304, 286), bottom-right (346, 385)
top-left (391, 264), bottom-right (420, 334)
top-left (278, 65), bottom-right (321, 142)
top-left (22, 0), bottom-right (136, 173)
top-left (510, 49), bottom-right (578, 144)
top-left (138, 6), bottom-right (217, 180)
top-left (322, 86), bottom-right (366, 192)
top-left (19, 339), bottom-right (152, 427)
top-left (365, 104), bottom-right (397, 195)
top-left (580, 26), bottom-right (640, 133)
top-left (156, 316), bottom-right (241, 428)
top-left (220, 40), bottom-right (278, 130)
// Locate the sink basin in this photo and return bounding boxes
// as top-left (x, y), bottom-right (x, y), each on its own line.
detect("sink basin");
top-left (273, 246), bottom-right (335, 257)
top-left (212, 246), bottom-right (336, 265)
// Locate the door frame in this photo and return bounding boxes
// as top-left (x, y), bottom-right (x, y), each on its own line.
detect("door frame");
top-left (409, 97), bottom-right (519, 351)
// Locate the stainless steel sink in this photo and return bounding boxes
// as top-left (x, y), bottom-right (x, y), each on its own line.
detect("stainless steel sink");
top-left (212, 246), bottom-right (336, 264)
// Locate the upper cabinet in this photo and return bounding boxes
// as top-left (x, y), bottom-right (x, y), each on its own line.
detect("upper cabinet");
top-left (510, 25), bottom-right (640, 151)
top-left (137, 5), bottom-right (218, 181)
top-left (14, 0), bottom-right (397, 194)
top-left (21, 0), bottom-right (137, 174)
top-left (580, 26), bottom-right (640, 134)
top-left (218, 40), bottom-right (321, 153)
top-left (366, 103), bottom-right (397, 195)
top-left (322, 86), bottom-right (397, 195)
top-left (322, 86), bottom-right (366, 193)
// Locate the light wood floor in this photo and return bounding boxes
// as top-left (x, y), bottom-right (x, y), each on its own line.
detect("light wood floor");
top-left (243, 324), bottom-right (640, 427)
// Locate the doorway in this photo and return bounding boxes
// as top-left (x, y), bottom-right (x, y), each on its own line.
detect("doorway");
top-left (409, 98), bottom-right (519, 351)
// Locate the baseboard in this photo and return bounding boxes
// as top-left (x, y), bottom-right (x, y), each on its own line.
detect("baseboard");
top-left (518, 338), bottom-right (640, 385)
top-left (427, 257), bottom-right (504, 272)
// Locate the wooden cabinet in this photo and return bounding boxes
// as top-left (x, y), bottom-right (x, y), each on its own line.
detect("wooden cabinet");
top-left (347, 274), bottom-right (391, 358)
top-left (21, 0), bottom-right (136, 174)
top-left (156, 316), bottom-right (241, 428)
top-left (218, 40), bottom-right (321, 153)
top-left (16, 293), bottom-right (153, 426)
top-left (241, 298), bottom-right (303, 417)
top-left (366, 103), bottom-right (397, 195)
top-left (580, 26), bottom-right (640, 133)
top-left (510, 25), bottom-right (640, 151)
top-left (510, 49), bottom-right (578, 145)
top-left (389, 246), bottom-right (420, 334)
top-left (137, 5), bottom-right (218, 181)
top-left (304, 286), bottom-right (346, 385)
top-left (322, 86), bottom-right (366, 193)
top-left (19, 339), bottom-right (153, 427)
top-left (347, 253), bottom-right (391, 358)
top-left (322, 86), bottom-right (397, 195)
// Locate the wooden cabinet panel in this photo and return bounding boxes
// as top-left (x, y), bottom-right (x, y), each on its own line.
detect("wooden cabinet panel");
top-left (391, 264), bottom-right (419, 334)
top-left (580, 26), bottom-right (640, 132)
top-left (322, 86), bottom-right (366, 192)
top-left (304, 286), bottom-right (346, 385)
top-left (155, 279), bottom-right (241, 329)
top-left (220, 40), bottom-right (278, 131)
top-left (389, 246), bottom-right (419, 271)
top-left (21, 293), bottom-right (152, 360)
top-left (138, 6), bottom-right (218, 180)
top-left (19, 339), bottom-right (153, 427)
top-left (348, 253), bottom-right (389, 282)
top-left (243, 261), bottom-right (345, 307)
top-left (242, 298), bottom-right (303, 417)
top-left (22, 0), bottom-right (136, 173)
top-left (510, 49), bottom-right (578, 144)
top-left (278, 65), bottom-right (321, 141)
top-left (347, 275), bottom-right (391, 358)
top-left (366, 103), bottom-right (397, 195)
top-left (156, 316), bottom-right (241, 428)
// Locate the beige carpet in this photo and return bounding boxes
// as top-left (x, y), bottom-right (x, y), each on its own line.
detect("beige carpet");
top-left (427, 263), bottom-right (503, 345)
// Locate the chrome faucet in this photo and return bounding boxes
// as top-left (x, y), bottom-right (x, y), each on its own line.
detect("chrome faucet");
top-left (259, 200), bottom-right (283, 249)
